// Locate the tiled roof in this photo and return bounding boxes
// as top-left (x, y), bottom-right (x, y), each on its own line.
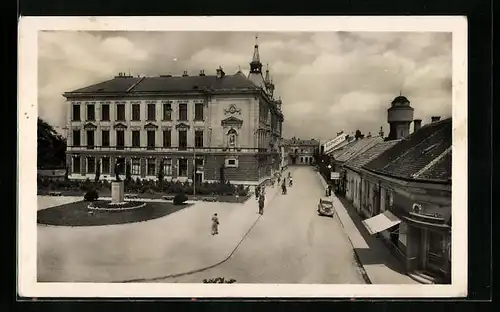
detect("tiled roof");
top-left (345, 140), bottom-right (401, 172)
top-left (68, 77), bottom-right (143, 94)
top-left (65, 72), bottom-right (258, 95)
top-left (363, 118), bottom-right (452, 182)
top-left (329, 140), bottom-right (355, 158)
top-left (335, 137), bottom-right (383, 163)
top-left (417, 149), bottom-right (452, 181)
top-left (283, 138), bottom-right (320, 146)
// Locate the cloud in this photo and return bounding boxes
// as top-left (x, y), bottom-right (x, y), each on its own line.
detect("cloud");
top-left (38, 31), bottom-right (452, 141)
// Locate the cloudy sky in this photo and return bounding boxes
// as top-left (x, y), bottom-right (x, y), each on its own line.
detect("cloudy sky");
top-left (38, 31), bottom-right (452, 142)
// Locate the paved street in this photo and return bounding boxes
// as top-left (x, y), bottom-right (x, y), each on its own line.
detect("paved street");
top-left (37, 166), bottom-right (365, 284)
top-left (153, 166), bottom-right (366, 284)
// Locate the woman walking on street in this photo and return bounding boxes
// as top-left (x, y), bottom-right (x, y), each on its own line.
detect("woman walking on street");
top-left (258, 194), bottom-right (265, 215)
top-left (211, 213), bottom-right (219, 235)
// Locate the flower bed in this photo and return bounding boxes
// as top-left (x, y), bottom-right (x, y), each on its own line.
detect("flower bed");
top-left (87, 201), bottom-right (147, 212)
top-left (38, 178), bottom-right (251, 201)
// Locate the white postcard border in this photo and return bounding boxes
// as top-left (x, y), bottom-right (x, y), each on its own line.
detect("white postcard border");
top-left (18, 16), bottom-right (468, 298)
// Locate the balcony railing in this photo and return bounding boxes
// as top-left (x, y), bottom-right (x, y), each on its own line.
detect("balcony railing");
top-left (67, 145), bottom-right (269, 153)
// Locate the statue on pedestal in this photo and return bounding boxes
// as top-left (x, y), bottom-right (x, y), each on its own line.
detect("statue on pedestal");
top-left (114, 162), bottom-right (121, 182)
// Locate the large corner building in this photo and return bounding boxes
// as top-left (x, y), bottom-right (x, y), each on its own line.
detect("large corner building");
top-left (63, 41), bottom-right (284, 186)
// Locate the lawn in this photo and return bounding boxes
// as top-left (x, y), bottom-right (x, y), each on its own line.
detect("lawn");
top-left (37, 200), bottom-right (193, 227)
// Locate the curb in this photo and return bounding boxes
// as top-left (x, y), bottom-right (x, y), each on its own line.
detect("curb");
top-left (116, 168), bottom-right (296, 283)
top-left (316, 172), bottom-right (372, 284)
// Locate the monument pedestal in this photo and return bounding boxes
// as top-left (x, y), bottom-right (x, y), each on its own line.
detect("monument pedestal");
top-left (111, 181), bottom-right (125, 204)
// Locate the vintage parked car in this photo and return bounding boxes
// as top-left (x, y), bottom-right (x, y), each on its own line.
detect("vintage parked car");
top-left (317, 197), bottom-right (335, 217)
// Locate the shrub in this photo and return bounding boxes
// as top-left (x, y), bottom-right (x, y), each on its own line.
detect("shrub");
top-left (84, 189), bottom-right (99, 201)
top-left (173, 193), bottom-right (188, 205)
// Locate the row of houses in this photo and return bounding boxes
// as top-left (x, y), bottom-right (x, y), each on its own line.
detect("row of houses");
top-left (322, 96), bottom-right (452, 284)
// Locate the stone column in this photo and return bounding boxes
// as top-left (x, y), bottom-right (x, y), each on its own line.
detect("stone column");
top-left (111, 181), bottom-right (125, 203)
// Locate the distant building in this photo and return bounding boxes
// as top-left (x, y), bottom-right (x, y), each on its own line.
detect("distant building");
top-left (282, 137), bottom-right (320, 165)
top-left (63, 40), bottom-right (284, 186)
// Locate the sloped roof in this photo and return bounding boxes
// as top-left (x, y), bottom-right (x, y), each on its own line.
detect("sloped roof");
top-left (283, 138), bottom-right (320, 146)
top-left (363, 118), bottom-right (452, 183)
top-left (335, 137), bottom-right (383, 163)
top-left (65, 73), bottom-right (259, 95)
top-left (415, 149), bottom-right (452, 181)
top-left (345, 140), bottom-right (401, 172)
top-left (329, 139), bottom-right (355, 158)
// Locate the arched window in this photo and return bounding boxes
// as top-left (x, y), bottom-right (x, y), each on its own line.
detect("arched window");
top-left (227, 128), bottom-right (237, 148)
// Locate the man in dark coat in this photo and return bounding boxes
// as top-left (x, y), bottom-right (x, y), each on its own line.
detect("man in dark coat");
top-left (258, 194), bottom-right (265, 215)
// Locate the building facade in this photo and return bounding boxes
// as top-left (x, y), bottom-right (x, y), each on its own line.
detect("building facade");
top-left (282, 137), bottom-right (320, 165)
top-left (63, 42), bottom-right (284, 186)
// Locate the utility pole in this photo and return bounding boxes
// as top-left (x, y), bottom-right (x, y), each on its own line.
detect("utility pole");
top-left (193, 146), bottom-right (196, 198)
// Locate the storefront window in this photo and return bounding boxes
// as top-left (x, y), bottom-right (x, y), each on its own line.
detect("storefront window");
top-left (398, 223), bottom-right (407, 247)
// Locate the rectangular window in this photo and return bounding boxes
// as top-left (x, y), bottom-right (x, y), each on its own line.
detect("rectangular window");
top-left (178, 103), bottom-right (188, 121)
top-left (73, 156), bottom-right (81, 173)
top-left (147, 158), bottom-right (156, 176)
top-left (194, 103), bottom-right (204, 121)
top-left (163, 103), bottom-right (172, 120)
top-left (72, 130), bottom-right (81, 146)
top-left (101, 157), bottom-right (110, 174)
top-left (132, 104), bottom-right (141, 121)
top-left (163, 130), bottom-right (171, 147)
top-left (116, 104), bottom-right (125, 121)
top-left (147, 130), bottom-right (155, 150)
top-left (87, 157), bottom-right (95, 174)
top-left (178, 158), bottom-right (188, 177)
top-left (147, 103), bottom-right (156, 121)
top-left (178, 130), bottom-right (187, 150)
top-left (195, 130), bottom-right (204, 148)
top-left (72, 104), bottom-right (80, 121)
top-left (132, 130), bottom-right (140, 147)
top-left (195, 158), bottom-right (204, 170)
top-left (101, 104), bottom-right (110, 121)
top-left (163, 158), bottom-right (172, 176)
top-left (116, 130), bottom-right (125, 149)
top-left (101, 130), bottom-right (110, 147)
top-left (87, 104), bottom-right (95, 121)
top-left (131, 158), bottom-right (141, 175)
top-left (86, 130), bottom-right (94, 149)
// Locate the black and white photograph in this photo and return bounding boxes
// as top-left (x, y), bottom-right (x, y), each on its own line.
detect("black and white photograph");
top-left (18, 16), bottom-right (468, 298)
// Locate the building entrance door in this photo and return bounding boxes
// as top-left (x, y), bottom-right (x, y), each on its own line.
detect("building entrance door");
top-left (421, 229), bottom-right (444, 276)
top-left (195, 172), bottom-right (203, 184)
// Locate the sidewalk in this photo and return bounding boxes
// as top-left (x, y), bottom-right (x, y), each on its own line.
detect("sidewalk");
top-left (316, 173), bottom-right (419, 284)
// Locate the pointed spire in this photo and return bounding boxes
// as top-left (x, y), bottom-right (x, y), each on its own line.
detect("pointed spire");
top-left (264, 64), bottom-right (271, 83)
top-left (252, 35), bottom-right (260, 63)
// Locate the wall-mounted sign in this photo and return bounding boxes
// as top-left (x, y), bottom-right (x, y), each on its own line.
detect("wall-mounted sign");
top-left (330, 172), bottom-right (340, 180)
top-left (323, 133), bottom-right (348, 155)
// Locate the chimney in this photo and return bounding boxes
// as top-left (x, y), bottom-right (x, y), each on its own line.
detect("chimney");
top-left (216, 66), bottom-right (225, 79)
top-left (379, 126), bottom-right (384, 138)
top-left (182, 71), bottom-right (188, 77)
top-left (431, 116), bottom-right (441, 123)
top-left (199, 70), bottom-right (205, 76)
top-left (414, 119), bottom-right (422, 132)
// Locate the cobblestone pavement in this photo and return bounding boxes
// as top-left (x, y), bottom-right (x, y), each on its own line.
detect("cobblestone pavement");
top-left (152, 166), bottom-right (366, 284)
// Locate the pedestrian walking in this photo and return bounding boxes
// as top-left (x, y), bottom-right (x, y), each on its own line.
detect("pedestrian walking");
top-left (281, 181), bottom-right (287, 195)
top-left (211, 213), bottom-right (219, 235)
top-left (258, 194), bottom-right (265, 215)
top-left (255, 185), bottom-right (260, 200)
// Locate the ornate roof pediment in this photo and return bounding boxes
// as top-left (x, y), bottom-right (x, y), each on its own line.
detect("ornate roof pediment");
top-left (221, 116), bottom-right (243, 127)
top-left (144, 122), bottom-right (159, 130)
top-left (113, 122), bottom-right (128, 129)
top-left (224, 104), bottom-right (242, 115)
top-left (175, 122), bottom-right (190, 130)
top-left (83, 122), bottom-right (97, 130)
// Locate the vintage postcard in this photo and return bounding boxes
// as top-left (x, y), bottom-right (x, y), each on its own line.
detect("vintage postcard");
top-left (18, 16), bottom-right (468, 298)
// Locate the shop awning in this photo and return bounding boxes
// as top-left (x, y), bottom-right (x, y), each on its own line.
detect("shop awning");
top-left (362, 210), bottom-right (402, 235)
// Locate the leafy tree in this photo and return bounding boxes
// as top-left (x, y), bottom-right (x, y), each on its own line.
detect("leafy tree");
top-left (37, 118), bottom-right (67, 169)
top-left (94, 159), bottom-right (101, 182)
top-left (157, 159), bottom-right (165, 186)
top-left (125, 161), bottom-right (132, 182)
